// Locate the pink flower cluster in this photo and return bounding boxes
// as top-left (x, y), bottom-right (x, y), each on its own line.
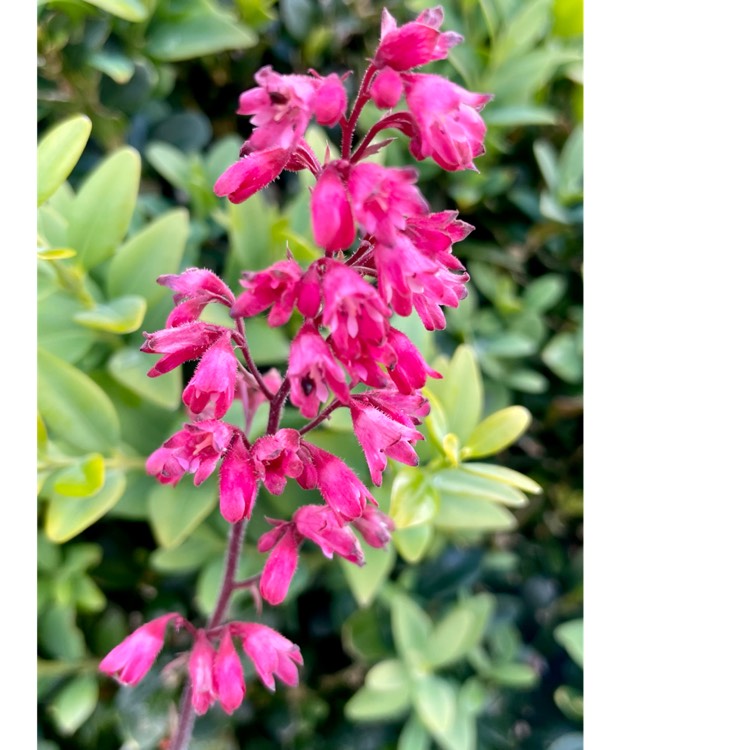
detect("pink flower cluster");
top-left (100, 5), bottom-right (488, 721)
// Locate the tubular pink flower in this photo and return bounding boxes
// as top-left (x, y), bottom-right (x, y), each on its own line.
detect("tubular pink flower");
top-left (370, 67), bottom-right (403, 109)
top-left (219, 435), bottom-right (259, 523)
top-left (259, 524), bottom-right (300, 605)
top-left (158, 268), bottom-right (235, 327)
top-left (350, 401), bottom-right (423, 485)
top-left (373, 6), bottom-right (463, 71)
top-left (356, 388), bottom-right (431, 426)
top-left (182, 331), bottom-right (238, 419)
top-left (231, 259), bottom-right (302, 326)
top-left (251, 428), bottom-right (304, 495)
top-left (353, 506), bottom-right (395, 549)
top-left (288, 324), bottom-right (350, 418)
top-left (296, 260), bottom-right (325, 318)
top-left (382, 327), bottom-right (442, 394)
top-left (402, 73), bottom-right (492, 171)
top-left (189, 630), bottom-right (218, 716)
top-left (214, 631), bottom-right (246, 714)
top-left (238, 368), bottom-right (282, 428)
top-left (214, 146), bottom-right (291, 204)
top-left (141, 322), bottom-right (226, 377)
top-left (312, 73), bottom-right (348, 126)
top-left (99, 613), bottom-right (180, 686)
top-left (292, 504), bottom-right (364, 564)
top-left (302, 441), bottom-right (375, 521)
top-left (311, 163), bottom-right (356, 253)
top-left (234, 623), bottom-right (303, 692)
top-left (146, 420), bottom-right (236, 486)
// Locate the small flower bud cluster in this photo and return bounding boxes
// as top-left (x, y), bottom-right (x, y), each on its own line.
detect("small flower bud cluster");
top-left (100, 5), bottom-right (489, 722)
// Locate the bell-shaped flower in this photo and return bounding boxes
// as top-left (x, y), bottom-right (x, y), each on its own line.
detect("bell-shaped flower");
top-left (382, 327), bottom-right (441, 394)
top-left (312, 73), bottom-right (348, 125)
top-left (353, 506), bottom-right (395, 549)
top-left (158, 268), bottom-right (235, 327)
top-left (302, 441), bottom-right (375, 521)
top-left (141, 322), bottom-right (226, 377)
top-left (214, 146), bottom-right (292, 204)
top-left (373, 6), bottom-right (463, 71)
top-left (370, 66), bottom-right (404, 109)
top-left (182, 331), bottom-right (238, 419)
top-left (402, 73), bottom-right (492, 171)
top-left (288, 324), bottom-right (350, 418)
top-left (189, 630), bottom-right (218, 716)
top-left (258, 522), bottom-right (300, 605)
top-left (231, 259), bottom-right (302, 326)
top-left (311, 163), bottom-right (356, 253)
top-left (350, 401), bottom-right (423, 485)
top-left (214, 631), bottom-right (246, 714)
top-left (219, 435), bottom-right (259, 523)
top-left (292, 505), bottom-right (364, 564)
top-left (251, 428), bottom-right (304, 495)
top-left (146, 420), bottom-right (236, 486)
top-left (233, 623), bottom-right (303, 692)
top-left (355, 388), bottom-right (431, 427)
top-left (99, 613), bottom-right (181, 686)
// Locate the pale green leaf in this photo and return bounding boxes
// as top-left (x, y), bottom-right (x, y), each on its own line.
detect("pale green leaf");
top-left (390, 468), bottom-right (439, 529)
top-left (48, 675), bottom-right (99, 736)
top-left (554, 618), bottom-right (583, 667)
top-left (73, 295), bottom-right (146, 334)
top-left (398, 715), bottom-right (430, 750)
top-left (433, 467), bottom-right (529, 508)
top-left (80, 0), bottom-right (148, 21)
top-left (490, 662), bottom-right (539, 689)
top-left (344, 684), bottom-right (411, 722)
top-left (461, 462), bottom-right (542, 495)
top-left (52, 454), bottom-right (106, 498)
top-left (341, 541), bottom-right (395, 608)
top-left (392, 594), bottom-right (432, 668)
top-left (414, 676), bottom-right (457, 736)
top-left (553, 686), bottom-right (584, 722)
top-left (37, 248), bottom-right (77, 261)
top-left (147, 481), bottom-right (217, 549)
top-left (89, 49), bottom-right (136, 83)
top-left (462, 406), bottom-right (531, 459)
top-left (37, 115), bottom-right (91, 206)
top-left (107, 347), bottom-right (182, 410)
top-left (365, 659), bottom-right (410, 691)
top-left (524, 274), bottom-right (567, 312)
top-left (392, 524), bottom-right (434, 564)
top-left (145, 143), bottom-right (192, 191)
top-left (433, 494), bottom-right (517, 532)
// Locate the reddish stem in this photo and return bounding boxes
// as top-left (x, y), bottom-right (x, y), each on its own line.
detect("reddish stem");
top-left (341, 64), bottom-right (378, 161)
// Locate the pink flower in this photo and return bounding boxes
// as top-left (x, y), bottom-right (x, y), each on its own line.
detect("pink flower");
top-left (258, 522), bottom-right (300, 605)
top-left (382, 327), bottom-right (441, 394)
top-left (311, 163), bottom-right (356, 253)
top-left (146, 420), bottom-right (235, 486)
top-left (312, 73), bottom-right (348, 126)
top-left (234, 623), bottom-right (303, 692)
top-left (402, 73), bottom-right (492, 171)
top-left (214, 631), bottom-right (246, 714)
top-left (356, 388), bottom-right (431, 426)
top-left (288, 324), bottom-right (350, 418)
top-left (302, 441), bottom-right (375, 521)
top-left (214, 146), bottom-right (291, 204)
top-left (99, 613), bottom-right (180, 686)
top-left (349, 162), bottom-right (428, 243)
top-left (292, 505), bottom-right (364, 564)
top-left (219, 435), bottom-right (258, 523)
top-left (231, 259), bottom-right (302, 326)
top-left (141, 322), bottom-right (226, 377)
top-left (370, 67), bottom-right (403, 108)
top-left (353, 506), bottom-right (395, 548)
top-left (158, 268), bottom-right (235, 327)
top-left (182, 331), bottom-right (238, 419)
top-left (350, 401), bottom-right (423, 485)
top-left (189, 631), bottom-right (218, 716)
top-left (251, 428), bottom-right (304, 495)
top-left (373, 6), bottom-right (463, 71)
top-left (237, 368), bottom-right (282, 430)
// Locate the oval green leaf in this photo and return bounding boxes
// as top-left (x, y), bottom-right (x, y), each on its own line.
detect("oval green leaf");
top-left (462, 406), bottom-right (532, 459)
top-left (461, 462), bottom-right (542, 495)
top-left (52, 454), bottom-right (106, 498)
top-left (48, 675), bottom-right (99, 736)
top-left (433, 467), bottom-right (529, 508)
top-left (81, 0), bottom-right (148, 21)
top-left (433, 494), bottom-right (517, 532)
top-left (365, 659), bottom-right (410, 692)
top-left (341, 541), bottom-right (395, 608)
top-left (390, 468), bottom-right (439, 529)
top-left (392, 594), bottom-right (432, 667)
top-left (37, 115), bottom-right (92, 206)
top-left (73, 295), bottom-right (146, 334)
top-left (107, 347), bottom-right (182, 410)
top-left (554, 618), bottom-right (583, 668)
top-left (147, 480), bottom-right (217, 549)
top-left (414, 675), bottom-right (457, 736)
top-left (392, 524), bottom-right (434, 564)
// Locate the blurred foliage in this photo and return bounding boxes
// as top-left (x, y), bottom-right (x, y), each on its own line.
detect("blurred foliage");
top-left (37, 0), bottom-right (583, 748)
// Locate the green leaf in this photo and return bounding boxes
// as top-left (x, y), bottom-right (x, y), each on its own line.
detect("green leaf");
top-left (524, 274), bottom-right (567, 312)
top-left (462, 406), bottom-right (531, 459)
top-left (392, 594), bottom-right (432, 668)
top-left (427, 346), bottom-right (483, 444)
top-left (145, 0), bottom-right (257, 61)
top-left (67, 147), bottom-right (140, 270)
top-left (107, 347), bottom-right (182, 410)
top-left (426, 596), bottom-right (493, 669)
top-left (341, 541), bottom-right (395, 608)
top-left (145, 143), bottom-right (192, 191)
top-left (37, 248), bottom-right (77, 261)
top-left (414, 675), bottom-right (457, 736)
top-left (557, 125), bottom-right (584, 203)
top-left (553, 686), bottom-right (584, 722)
top-left (549, 732), bottom-right (584, 750)
top-left (392, 524), bottom-right (434, 564)
top-left (461, 462), bottom-right (542, 495)
top-left (73, 295), bottom-right (146, 334)
top-left (204, 135), bottom-right (244, 186)
top-left (433, 494), bottom-right (517, 532)
top-left (342, 608), bottom-right (390, 663)
top-left (483, 104), bottom-right (558, 127)
top-left (46, 470), bottom-right (127, 543)
top-left (542, 331), bottom-right (583, 382)
top-left (107, 208), bottom-right (189, 306)
top-left (48, 675), bottom-right (99, 736)
top-left (398, 715), bottom-right (431, 750)
top-left (38, 348), bottom-right (120, 453)
top-left (89, 49), bottom-right (136, 83)
top-left (365, 659), bottom-right (410, 691)
top-left (390, 468), bottom-right (439, 528)
top-left (80, 0), bottom-right (148, 21)
top-left (147, 481), bottom-right (217, 549)
top-left (489, 662), bottom-right (539, 689)
top-left (433, 467), bottom-right (529, 508)
top-left (225, 191), bottom-right (277, 282)
top-left (150, 527), bottom-right (223, 573)
top-left (344, 684), bottom-right (411, 722)
top-left (52, 454), bottom-right (106, 498)
top-left (554, 618), bottom-right (583, 667)
top-left (491, 0), bottom-right (552, 66)
top-left (38, 604), bottom-right (86, 661)
top-left (37, 115), bottom-right (92, 206)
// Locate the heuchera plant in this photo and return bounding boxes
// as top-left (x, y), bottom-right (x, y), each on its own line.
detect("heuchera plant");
top-left (99, 7), bottom-right (491, 749)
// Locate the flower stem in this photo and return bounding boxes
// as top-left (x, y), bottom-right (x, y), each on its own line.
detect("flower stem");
top-left (235, 317), bottom-right (275, 400)
top-left (341, 64), bottom-right (377, 161)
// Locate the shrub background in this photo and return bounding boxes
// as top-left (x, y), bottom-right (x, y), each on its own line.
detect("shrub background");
top-left (37, 1), bottom-right (582, 748)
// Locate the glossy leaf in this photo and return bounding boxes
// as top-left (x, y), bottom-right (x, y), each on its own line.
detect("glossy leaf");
top-left (47, 675), bottom-right (99, 736)
top-left (554, 618), bottom-right (583, 667)
top-left (433, 494), bottom-right (517, 532)
top-left (37, 115), bottom-right (91, 206)
top-left (81, 0), bottom-right (148, 21)
top-left (147, 481), bottom-right (217, 549)
top-left (38, 348), bottom-right (120, 453)
top-left (73, 295), bottom-right (146, 334)
top-left (392, 524), bottom-right (434, 564)
top-left (107, 347), bottom-right (182, 410)
top-left (390, 468), bottom-right (439, 528)
top-left (52, 454), bottom-right (106, 498)
top-left (341, 541), bottom-right (396, 608)
top-left (461, 462), bottom-right (542, 495)
top-left (433, 467), bottom-right (529, 508)
top-left (462, 406), bottom-right (531, 459)
top-left (46, 470), bottom-right (127, 543)
top-left (67, 147), bottom-right (140, 270)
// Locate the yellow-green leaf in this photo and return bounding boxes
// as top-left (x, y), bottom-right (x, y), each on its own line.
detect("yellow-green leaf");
top-left (107, 347), bottom-right (182, 410)
top-left (37, 115), bottom-right (91, 206)
top-left (462, 406), bottom-right (532, 459)
top-left (148, 481), bottom-right (217, 549)
top-left (73, 295), bottom-right (146, 334)
top-left (341, 541), bottom-right (395, 608)
top-left (392, 524), bottom-right (434, 563)
top-left (433, 494), bottom-right (517, 532)
top-left (433, 467), bottom-right (529, 508)
top-left (37, 248), bottom-right (77, 261)
top-left (80, 0), bottom-right (148, 22)
top-left (461, 462), bottom-right (543, 495)
top-left (390, 468), bottom-right (439, 529)
top-left (52, 454), bottom-right (106, 498)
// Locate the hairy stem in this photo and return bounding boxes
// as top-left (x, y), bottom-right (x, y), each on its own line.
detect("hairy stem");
top-left (341, 64), bottom-right (377, 161)
top-left (299, 399), bottom-right (343, 435)
top-left (235, 317), bottom-right (275, 400)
